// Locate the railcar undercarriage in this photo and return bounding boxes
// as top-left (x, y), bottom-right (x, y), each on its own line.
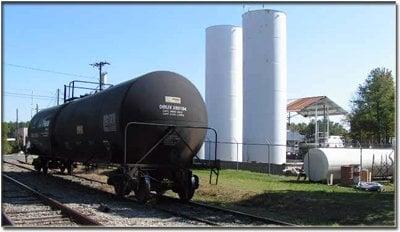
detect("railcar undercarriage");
top-left (32, 157), bottom-right (75, 175)
top-left (31, 156), bottom-right (199, 203)
top-left (107, 165), bottom-right (199, 202)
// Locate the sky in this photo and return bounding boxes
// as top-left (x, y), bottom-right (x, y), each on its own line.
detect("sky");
top-left (2, 3), bottom-right (396, 124)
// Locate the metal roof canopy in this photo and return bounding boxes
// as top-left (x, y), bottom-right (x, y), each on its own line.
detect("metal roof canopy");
top-left (287, 96), bottom-right (347, 117)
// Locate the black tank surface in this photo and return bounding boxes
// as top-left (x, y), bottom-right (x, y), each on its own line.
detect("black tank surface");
top-left (51, 71), bottom-right (207, 167)
top-left (28, 70), bottom-right (209, 202)
top-left (28, 105), bottom-right (62, 156)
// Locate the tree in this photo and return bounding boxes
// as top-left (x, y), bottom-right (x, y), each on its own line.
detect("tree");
top-left (1, 121), bottom-right (30, 153)
top-left (348, 68), bottom-right (395, 144)
top-left (289, 120), bottom-right (348, 141)
top-left (2, 122), bottom-right (12, 154)
top-left (288, 122), bottom-right (308, 135)
top-left (5, 121), bottom-right (30, 138)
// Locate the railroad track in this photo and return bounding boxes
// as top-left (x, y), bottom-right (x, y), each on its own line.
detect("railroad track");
top-left (4, 160), bottom-right (218, 226)
top-left (2, 173), bottom-right (102, 227)
top-left (4, 159), bottom-right (295, 227)
top-left (158, 196), bottom-right (296, 226)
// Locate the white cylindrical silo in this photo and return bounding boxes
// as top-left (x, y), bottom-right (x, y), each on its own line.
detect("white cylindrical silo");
top-left (304, 148), bottom-right (395, 181)
top-left (242, 9), bottom-right (287, 164)
top-left (205, 25), bottom-right (243, 162)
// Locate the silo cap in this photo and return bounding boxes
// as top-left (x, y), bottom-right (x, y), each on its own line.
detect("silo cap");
top-left (242, 9), bottom-right (287, 17)
top-left (206, 25), bottom-right (242, 31)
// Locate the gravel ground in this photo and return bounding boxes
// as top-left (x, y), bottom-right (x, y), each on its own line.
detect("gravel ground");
top-left (3, 161), bottom-right (207, 227)
top-left (154, 198), bottom-right (270, 226)
top-left (3, 154), bottom-right (275, 227)
top-left (3, 177), bottom-right (79, 227)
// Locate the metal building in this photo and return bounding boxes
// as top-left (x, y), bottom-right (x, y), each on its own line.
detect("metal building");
top-left (205, 25), bottom-right (243, 161)
top-left (287, 96), bottom-right (348, 146)
top-left (242, 9), bottom-right (287, 164)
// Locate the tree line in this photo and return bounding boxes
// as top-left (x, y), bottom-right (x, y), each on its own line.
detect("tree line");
top-left (288, 120), bottom-right (349, 142)
top-left (2, 121), bottom-right (30, 154)
top-left (348, 68), bottom-right (395, 145)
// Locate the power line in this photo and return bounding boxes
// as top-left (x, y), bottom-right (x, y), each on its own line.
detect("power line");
top-left (46, 97), bottom-right (54, 107)
top-left (4, 63), bottom-right (97, 80)
top-left (4, 92), bottom-right (57, 100)
top-left (46, 90), bottom-right (57, 107)
top-left (4, 94), bottom-right (56, 100)
top-left (6, 88), bottom-right (54, 94)
top-left (4, 91), bottom-right (56, 98)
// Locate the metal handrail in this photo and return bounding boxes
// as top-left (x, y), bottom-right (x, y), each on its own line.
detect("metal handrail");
top-left (65, 80), bottom-right (113, 101)
top-left (123, 121), bottom-right (218, 165)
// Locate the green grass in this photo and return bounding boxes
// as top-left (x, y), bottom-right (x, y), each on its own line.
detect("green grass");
top-left (190, 169), bottom-right (395, 226)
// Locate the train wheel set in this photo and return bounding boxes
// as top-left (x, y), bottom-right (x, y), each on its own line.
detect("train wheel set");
top-left (32, 157), bottom-right (74, 175)
top-left (30, 156), bottom-right (199, 203)
top-left (106, 165), bottom-right (199, 202)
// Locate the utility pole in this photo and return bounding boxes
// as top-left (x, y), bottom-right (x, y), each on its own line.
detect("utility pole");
top-left (16, 109), bottom-right (19, 149)
top-left (57, 88), bottom-right (60, 106)
top-left (30, 90), bottom-right (33, 119)
top-left (90, 61), bottom-right (110, 91)
top-left (36, 104), bottom-right (39, 114)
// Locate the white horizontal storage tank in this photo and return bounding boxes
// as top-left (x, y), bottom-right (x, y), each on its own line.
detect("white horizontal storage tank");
top-left (304, 148), bottom-right (395, 181)
top-left (205, 25), bottom-right (243, 161)
top-left (242, 10), bottom-right (287, 164)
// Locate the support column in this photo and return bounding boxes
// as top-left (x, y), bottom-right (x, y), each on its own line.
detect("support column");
top-left (314, 107), bottom-right (318, 147)
top-left (326, 105), bottom-right (330, 141)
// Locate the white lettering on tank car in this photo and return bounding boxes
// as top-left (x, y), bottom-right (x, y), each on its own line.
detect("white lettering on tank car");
top-left (76, 125), bottom-right (84, 135)
top-left (159, 104), bottom-right (187, 117)
top-left (103, 113), bottom-right (117, 132)
top-left (165, 96), bottom-right (181, 104)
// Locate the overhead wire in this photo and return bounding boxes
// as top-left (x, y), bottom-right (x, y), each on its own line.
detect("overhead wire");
top-left (4, 92), bottom-right (57, 100)
top-left (3, 63), bottom-right (97, 80)
top-left (4, 63), bottom-right (100, 117)
top-left (3, 94), bottom-right (55, 101)
top-left (6, 88), bottom-right (55, 95)
top-left (46, 90), bottom-right (57, 107)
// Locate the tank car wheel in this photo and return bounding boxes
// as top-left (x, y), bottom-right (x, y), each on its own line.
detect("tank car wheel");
top-left (114, 182), bottom-right (130, 197)
top-left (66, 161), bottom-right (73, 175)
top-left (42, 165), bottom-right (48, 174)
top-left (156, 189), bottom-right (166, 197)
top-left (41, 158), bottom-right (48, 174)
top-left (177, 187), bottom-right (195, 203)
top-left (177, 175), bottom-right (198, 202)
top-left (32, 158), bottom-right (41, 172)
top-left (33, 165), bottom-right (41, 172)
top-left (135, 177), bottom-right (151, 203)
top-left (60, 165), bottom-right (66, 174)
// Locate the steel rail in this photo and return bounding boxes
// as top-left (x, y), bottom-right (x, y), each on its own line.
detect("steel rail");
top-left (2, 174), bottom-right (102, 226)
top-left (6, 160), bottom-right (109, 186)
top-left (146, 203), bottom-right (219, 226)
top-left (157, 195), bottom-right (295, 226)
top-left (13, 160), bottom-right (108, 185)
top-left (4, 161), bottom-right (217, 226)
top-left (187, 199), bottom-right (295, 226)
top-left (2, 212), bottom-right (15, 226)
top-left (4, 159), bottom-right (295, 226)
